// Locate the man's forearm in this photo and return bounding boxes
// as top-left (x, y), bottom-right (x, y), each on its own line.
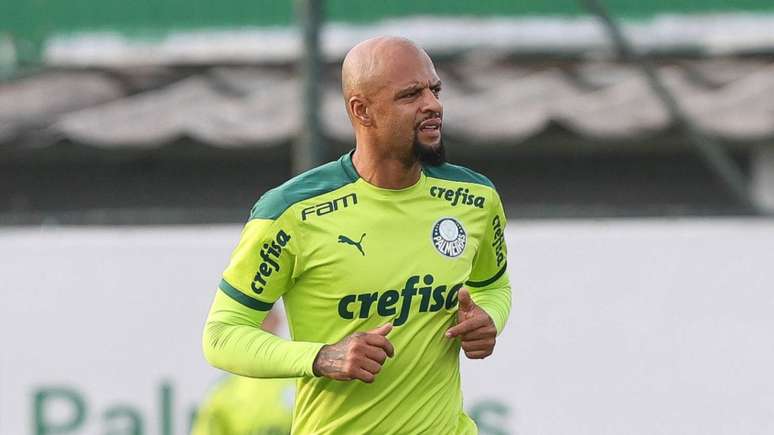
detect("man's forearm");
top-left (470, 284), bottom-right (511, 334)
top-left (202, 290), bottom-right (324, 378)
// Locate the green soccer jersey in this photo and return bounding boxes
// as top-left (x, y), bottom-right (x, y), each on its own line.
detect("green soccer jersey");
top-left (203, 152), bottom-right (511, 434)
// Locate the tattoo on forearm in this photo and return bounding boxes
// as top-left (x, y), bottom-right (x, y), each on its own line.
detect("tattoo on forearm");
top-left (313, 335), bottom-right (354, 377)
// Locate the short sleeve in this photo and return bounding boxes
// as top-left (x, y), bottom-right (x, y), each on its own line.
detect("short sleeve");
top-left (219, 215), bottom-right (299, 311)
top-left (467, 190), bottom-right (508, 288)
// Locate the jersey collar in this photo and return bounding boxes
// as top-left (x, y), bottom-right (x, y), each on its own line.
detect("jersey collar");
top-left (341, 150), bottom-right (427, 196)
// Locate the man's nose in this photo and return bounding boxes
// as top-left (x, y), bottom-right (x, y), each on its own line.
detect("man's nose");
top-left (421, 89), bottom-right (443, 115)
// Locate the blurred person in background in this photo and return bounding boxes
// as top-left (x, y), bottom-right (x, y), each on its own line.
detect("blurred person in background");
top-left (203, 36), bottom-right (511, 434)
top-left (193, 310), bottom-right (294, 435)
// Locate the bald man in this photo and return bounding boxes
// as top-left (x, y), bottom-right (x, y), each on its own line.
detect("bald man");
top-left (203, 37), bottom-right (512, 434)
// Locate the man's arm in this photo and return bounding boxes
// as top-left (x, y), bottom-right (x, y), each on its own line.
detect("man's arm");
top-left (203, 290), bottom-right (395, 381)
top-left (466, 274), bottom-right (511, 335)
top-left (446, 188), bottom-right (512, 358)
top-left (203, 290), bottom-right (324, 378)
top-left (468, 188), bottom-right (512, 333)
top-left (202, 212), bottom-right (324, 377)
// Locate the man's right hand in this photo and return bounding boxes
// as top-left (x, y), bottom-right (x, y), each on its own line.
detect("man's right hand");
top-left (312, 323), bottom-right (394, 383)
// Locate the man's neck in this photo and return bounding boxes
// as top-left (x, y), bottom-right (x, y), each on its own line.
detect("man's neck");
top-left (351, 146), bottom-right (422, 190)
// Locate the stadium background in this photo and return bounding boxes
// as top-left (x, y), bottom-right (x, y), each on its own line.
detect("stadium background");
top-left (2, 1), bottom-right (774, 434)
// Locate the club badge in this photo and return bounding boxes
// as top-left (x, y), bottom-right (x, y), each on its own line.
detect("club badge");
top-left (432, 217), bottom-right (466, 257)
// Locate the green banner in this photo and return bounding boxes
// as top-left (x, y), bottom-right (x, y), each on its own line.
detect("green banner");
top-left (2, 0), bottom-right (773, 64)
top-left (3, 0), bottom-right (774, 40)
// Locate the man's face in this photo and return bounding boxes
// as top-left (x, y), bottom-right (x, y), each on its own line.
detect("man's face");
top-left (369, 49), bottom-right (444, 166)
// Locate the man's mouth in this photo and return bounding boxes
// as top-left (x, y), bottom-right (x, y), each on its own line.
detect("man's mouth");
top-left (418, 118), bottom-right (442, 132)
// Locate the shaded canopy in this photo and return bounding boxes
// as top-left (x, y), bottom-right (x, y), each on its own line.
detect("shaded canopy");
top-left (2, 56), bottom-right (774, 149)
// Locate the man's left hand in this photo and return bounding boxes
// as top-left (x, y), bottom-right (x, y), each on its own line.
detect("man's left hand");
top-left (445, 288), bottom-right (497, 359)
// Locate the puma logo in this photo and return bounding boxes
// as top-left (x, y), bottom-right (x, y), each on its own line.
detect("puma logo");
top-left (338, 233), bottom-right (366, 256)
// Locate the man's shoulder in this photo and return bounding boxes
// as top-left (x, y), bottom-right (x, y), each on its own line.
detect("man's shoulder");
top-left (423, 162), bottom-right (496, 190)
top-left (250, 156), bottom-right (357, 220)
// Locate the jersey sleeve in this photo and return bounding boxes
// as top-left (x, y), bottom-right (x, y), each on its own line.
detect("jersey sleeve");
top-left (203, 202), bottom-right (323, 379)
top-left (466, 189), bottom-right (512, 334)
top-left (219, 213), bottom-right (300, 308)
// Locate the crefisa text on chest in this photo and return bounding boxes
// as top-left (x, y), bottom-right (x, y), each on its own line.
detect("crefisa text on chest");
top-left (430, 186), bottom-right (485, 208)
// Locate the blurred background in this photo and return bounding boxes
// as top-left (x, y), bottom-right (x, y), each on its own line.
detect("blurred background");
top-left (2, 1), bottom-right (773, 434)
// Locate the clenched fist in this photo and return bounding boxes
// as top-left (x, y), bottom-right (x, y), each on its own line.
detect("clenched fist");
top-left (446, 289), bottom-right (497, 359)
top-left (313, 323), bottom-right (395, 383)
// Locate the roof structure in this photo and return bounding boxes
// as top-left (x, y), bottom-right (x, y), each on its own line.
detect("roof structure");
top-left (2, 55), bottom-right (774, 150)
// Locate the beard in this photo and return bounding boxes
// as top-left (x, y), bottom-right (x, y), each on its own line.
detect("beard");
top-left (412, 133), bottom-right (446, 167)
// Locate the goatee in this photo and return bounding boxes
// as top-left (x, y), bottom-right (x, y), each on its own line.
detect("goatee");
top-left (413, 136), bottom-right (446, 167)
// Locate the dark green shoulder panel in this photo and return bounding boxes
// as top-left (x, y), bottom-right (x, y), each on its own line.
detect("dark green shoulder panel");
top-left (250, 155), bottom-right (358, 220)
top-left (423, 163), bottom-right (495, 189)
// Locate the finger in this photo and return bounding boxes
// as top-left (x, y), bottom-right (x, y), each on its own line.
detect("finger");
top-left (457, 288), bottom-right (474, 314)
top-left (359, 357), bottom-right (383, 375)
top-left (459, 325), bottom-right (497, 341)
top-left (364, 346), bottom-right (388, 365)
top-left (461, 338), bottom-right (495, 352)
top-left (364, 334), bottom-right (395, 357)
top-left (445, 316), bottom-right (489, 338)
top-left (368, 323), bottom-right (393, 336)
top-left (465, 349), bottom-right (493, 359)
top-left (353, 368), bottom-right (376, 383)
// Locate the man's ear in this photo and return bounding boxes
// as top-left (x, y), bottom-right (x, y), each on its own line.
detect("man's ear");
top-left (349, 96), bottom-right (373, 127)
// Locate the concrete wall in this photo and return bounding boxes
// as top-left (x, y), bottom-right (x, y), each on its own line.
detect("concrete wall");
top-left (1, 220), bottom-right (773, 434)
